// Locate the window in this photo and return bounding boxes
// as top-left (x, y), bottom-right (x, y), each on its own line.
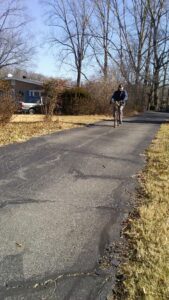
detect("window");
top-left (34, 91), bottom-right (40, 97)
top-left (25, 98), bottom-right (40, 104)
top-left (28, 90), bottom-right (41, 97)
top-left (29, 90), bottom-right (34, 97)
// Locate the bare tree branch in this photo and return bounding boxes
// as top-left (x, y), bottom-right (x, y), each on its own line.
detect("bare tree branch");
top-left (42, 0), bottom-right (93, 86)
top-left (0, 0), bottom-right (34, 71)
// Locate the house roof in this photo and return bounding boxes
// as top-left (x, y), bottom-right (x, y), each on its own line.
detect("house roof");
top-left (5, 77), bottom-right (43, 86)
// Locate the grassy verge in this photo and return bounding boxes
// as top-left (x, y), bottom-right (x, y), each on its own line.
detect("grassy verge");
top-left (0, 114), bottom-right (110, 146)
top-left (118, 124), bottom-right (169, 300)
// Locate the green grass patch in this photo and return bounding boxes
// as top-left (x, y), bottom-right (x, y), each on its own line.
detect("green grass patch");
top-left (119, 124), bottom-right (169, 300)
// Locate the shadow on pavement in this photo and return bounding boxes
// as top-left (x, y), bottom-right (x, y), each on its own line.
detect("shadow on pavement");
top-left (0, 198), bottom-right (55, 209)
top-left (123, 119), bottom-right (169, 125)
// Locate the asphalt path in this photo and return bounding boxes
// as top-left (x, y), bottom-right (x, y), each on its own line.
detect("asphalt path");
top-left (0, 112), bottom-right (168, 300)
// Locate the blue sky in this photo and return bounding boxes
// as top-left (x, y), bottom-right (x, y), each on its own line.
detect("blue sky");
top-left (26, 0), bottom-right (72, 78)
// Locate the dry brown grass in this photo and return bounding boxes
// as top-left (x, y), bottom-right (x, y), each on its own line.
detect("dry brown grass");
top-left (0, 114), bottom-right (111, 146)
top-left (118, 124), bottom-right (169, 300)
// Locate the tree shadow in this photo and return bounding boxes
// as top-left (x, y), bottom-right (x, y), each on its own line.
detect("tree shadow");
top-left (0, 198), bottom-right (55, 209)
top-left (123, 118), bottom-right (169, 125)
top-left (58, 121), bottom-right (114, 128)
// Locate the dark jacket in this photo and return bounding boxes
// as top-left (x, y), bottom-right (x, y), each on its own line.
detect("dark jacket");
top-left (111, 90), bottom-right (128, 102)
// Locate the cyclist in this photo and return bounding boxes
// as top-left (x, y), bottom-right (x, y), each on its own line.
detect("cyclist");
top-left (110, 84), bottom-right (128, 125)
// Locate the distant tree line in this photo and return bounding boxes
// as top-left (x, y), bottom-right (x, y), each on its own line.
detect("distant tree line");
top-left (43, 0), bottom-right (169, 109)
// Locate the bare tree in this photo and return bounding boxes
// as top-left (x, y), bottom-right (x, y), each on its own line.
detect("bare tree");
top-left (104, 0), bottom-right (169, 109)
top-left (43, 0), bottom-right (93, 87)
top-left (161, 53), bottom-right (169, 100)
top-left (147, 0), bottom-right (169, 108)
top-left (89, 0), bottom-right (114, 81)
top-left (0, 0), bottom-right (34, 71)
top-left (110, 0), bottom-right (150, 85)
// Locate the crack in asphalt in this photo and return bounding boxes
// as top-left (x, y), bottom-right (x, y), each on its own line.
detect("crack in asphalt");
top-left (0, 269), bottom-right (108, 297)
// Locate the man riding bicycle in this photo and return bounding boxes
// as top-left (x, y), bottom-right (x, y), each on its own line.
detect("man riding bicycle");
top-left (110, 84), bottom-right (128, 126)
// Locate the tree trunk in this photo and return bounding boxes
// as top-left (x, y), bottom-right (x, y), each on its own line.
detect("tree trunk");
top-left (103, 48), bottom-right (108, 81)
top-left (153, 70), bottom-right (159, 109)
top-left (77, 61), bottom-right (82, 87)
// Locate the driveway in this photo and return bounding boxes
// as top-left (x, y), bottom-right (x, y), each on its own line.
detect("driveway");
top-left (0, 112), bottom-right (168, 300)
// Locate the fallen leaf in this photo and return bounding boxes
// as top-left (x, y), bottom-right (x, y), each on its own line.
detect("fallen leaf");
top-left (15, 242), bottom-right (22, 248)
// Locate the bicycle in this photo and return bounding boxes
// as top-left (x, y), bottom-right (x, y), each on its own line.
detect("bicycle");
top-left (113, 100), bottom-right (125, 128)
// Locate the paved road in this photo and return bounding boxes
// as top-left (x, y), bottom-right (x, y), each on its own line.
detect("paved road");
top-left (0, 112), bottom-right (168, 300)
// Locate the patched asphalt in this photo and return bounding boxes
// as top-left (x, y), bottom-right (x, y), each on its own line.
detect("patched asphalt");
top-left (0, 112), bottom-right (168, 300)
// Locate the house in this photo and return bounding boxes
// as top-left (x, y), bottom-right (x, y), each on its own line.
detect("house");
top-left (4, 75), bottom-right (44, 104)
